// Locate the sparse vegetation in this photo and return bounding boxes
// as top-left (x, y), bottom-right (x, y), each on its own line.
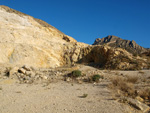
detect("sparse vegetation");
top-left (92, 74), bottom-right (103, 82)
top-left (16, 91), bottom-right (22, 93)
top-left (126, 76), bottom-right (138, 83)
top-left (138, 88), bottom-right (150, 100)
top-left (110, 76), bottom-right (136, 97)
top-left (71, 70), bottom-right (82, 78)
top-left (0, 87), bottom-right (2, 90)
top-left (80, 94), bottom-right (88, 98)
top-left (138, 70), bottom-right (145, 74)
top-left (110, 74), bottom-right (150, 107)
top-left (133, 53), bottom-right (138, 57)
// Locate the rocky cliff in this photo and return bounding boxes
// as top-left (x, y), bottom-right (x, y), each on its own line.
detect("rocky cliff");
top-left (66, 45), bottom-right (149, 70)
top-left (0, 5), bottom-right (78, 68)
top-left (0, 5), bottom-right (149, 70)
top-left (93, 35), bottom-right (147, 55)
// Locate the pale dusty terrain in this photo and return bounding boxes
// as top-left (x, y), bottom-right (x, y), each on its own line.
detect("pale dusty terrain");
top-left (0, 65), bottom-right (149, 113)
top-left (0, 80), bottom-right (131, 113)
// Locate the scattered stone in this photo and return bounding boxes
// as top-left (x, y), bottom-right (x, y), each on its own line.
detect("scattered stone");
top-left (65, 77), bottom-right (71, 82)
top-left (77, 80), bottom-right (83, 84)
top-left (25, 71), bottom-right (31, 76)
top-left (3, 76), bottom-right (7, 79)
top-left (64, 109), bottom-right (67, 111)
top-left (136, 96), bottom-right (144, 102)
top-left (42, 76), bottom-right (48, 80)
top-left (125, 97), bottom-right (149, 112)
top-left (30, 72), bottom-right (36, 78)
top-left (9, 67), bottom-right (19, 78)
top-left (22, 65), bottom-right (31, 71)
top-left (18, 68), bottom-right (26, 74)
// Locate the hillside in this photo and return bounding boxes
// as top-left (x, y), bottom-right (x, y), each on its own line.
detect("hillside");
top-left (0, 5), bottom-right (77, 68)
top-left (0, 5), bottom-right (149, 70)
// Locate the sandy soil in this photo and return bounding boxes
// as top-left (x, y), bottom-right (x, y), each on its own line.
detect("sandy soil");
top-left (0, 80), bottom-right (132, 113)
top-left (0, 65), bottom-right (149, 113)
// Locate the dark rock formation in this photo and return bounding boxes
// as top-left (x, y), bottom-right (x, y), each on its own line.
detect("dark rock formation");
top-left (93, 35), bottom-right (147, 55)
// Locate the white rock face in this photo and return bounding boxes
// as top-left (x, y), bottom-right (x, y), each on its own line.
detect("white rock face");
top-left (0, 5), bottom-right (77, 68)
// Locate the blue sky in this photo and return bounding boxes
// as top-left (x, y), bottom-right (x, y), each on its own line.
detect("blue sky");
top-left (1, 0), bottom-right (150, 48)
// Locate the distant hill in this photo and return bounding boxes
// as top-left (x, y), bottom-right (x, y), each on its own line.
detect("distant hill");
top-left (93, 35), bottom-right (148, 55)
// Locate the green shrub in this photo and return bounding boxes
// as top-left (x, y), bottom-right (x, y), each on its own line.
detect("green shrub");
top-left (92, 74), bottom-right (103, 82)
top-left (82, 94), bottom-right (88, 98)
top-left (71, 70), bottom-right (82, 78)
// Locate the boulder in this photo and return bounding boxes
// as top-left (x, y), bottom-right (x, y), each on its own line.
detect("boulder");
top-left (9, 67), bottom-right (19, 78)
top-left (18, 68), bottom-right (26, 74)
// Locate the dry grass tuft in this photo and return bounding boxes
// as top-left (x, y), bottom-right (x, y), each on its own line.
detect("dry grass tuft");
top-left (126, 76), bottom-right (138, 83)
top-left (111, 76), bottom-right (124, 87)
top-left (138, 88), bottom-right (150, 100)
top-left (138, 70), bottom-right (145, 74)
top-left (110, 76), bottom-right (136, 97)
top-left (110, 72), bottom-right (150, 107)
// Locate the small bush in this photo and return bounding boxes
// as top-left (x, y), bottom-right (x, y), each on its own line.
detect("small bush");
top-left (133, 53), bottom-right (138, 57)
top-left (111, 76), bottom-right (136, 96)
top-left (111, 76), bottom-right (123, 86)
top-left (110, 76), bottom-right (150, 105)
top-left (126, 76), bottom-right (138, 83)
top-left (92, 74), bottom-right (103, 82)
top-left (80, 94), bottom-right (88, 98)
top-left (71, 70), bottom-right (82, 78)
top-left (82, 94), bottom-right (88, 98)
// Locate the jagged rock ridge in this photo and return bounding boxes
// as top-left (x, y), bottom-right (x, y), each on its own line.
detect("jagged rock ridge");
top-left (93, 35), bottom-right (147, 54)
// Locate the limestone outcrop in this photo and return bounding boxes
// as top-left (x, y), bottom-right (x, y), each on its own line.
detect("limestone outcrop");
top-left (66, 45), bottom-right (149, 70)
top-left (0, 5), bottom-right (77, 68)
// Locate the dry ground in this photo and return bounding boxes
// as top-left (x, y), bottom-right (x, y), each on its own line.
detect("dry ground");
top-left (0, 65), bottom-right (149, 113)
